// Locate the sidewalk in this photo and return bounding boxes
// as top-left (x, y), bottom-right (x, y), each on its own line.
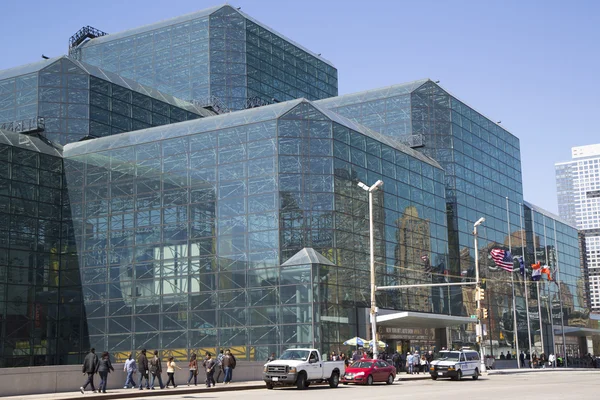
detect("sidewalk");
top-left (3, 381), bottom-right (265, 400)
top-left (396, 372), bottom-right (432, 381)
top-left (488, 367), bottom-right (599, 375)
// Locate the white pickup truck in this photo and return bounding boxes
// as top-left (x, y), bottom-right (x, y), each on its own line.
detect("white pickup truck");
top-left (263, 348), bottom-right (345, 390)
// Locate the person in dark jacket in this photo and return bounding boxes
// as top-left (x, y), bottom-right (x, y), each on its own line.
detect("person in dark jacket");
top-left (519, 351), bottom-right (526, 368)
top-left (138, 349), bottom-right (150, 390)
top-left (80, 348), bottom-right (99, 394)
top-left (222, 349), bottom-right (236, 384)
top-left (149, 350), bottom-right (164, 389)
top-left (202, 352), bottom-right (216, 387)
top-left (97, 351), bottom-right (115, 393)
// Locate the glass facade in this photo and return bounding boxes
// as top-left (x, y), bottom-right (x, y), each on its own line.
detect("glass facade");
top-left (0, 57), bottom-right (209, 146)
top-left (63, 99), bottom-right (447, 360)
top-left (0, 5), bottom-right (595, 368)
top-left (0, 129), bottom-right (87, 367)
top-left (524, 202), bottom-right (590, 356)
top-left (317, 80), bottom-right (593, 353)
top-left (76, 5), bottom-right (337, 111)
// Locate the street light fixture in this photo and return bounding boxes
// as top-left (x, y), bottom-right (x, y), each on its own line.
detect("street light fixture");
top-left (473, 217), bottom-right (486, 373)
top-left (357, 179), bottom-right (383, 359)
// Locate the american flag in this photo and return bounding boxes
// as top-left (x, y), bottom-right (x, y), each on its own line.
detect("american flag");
top-left (490, 249), bottom-right (513, 272)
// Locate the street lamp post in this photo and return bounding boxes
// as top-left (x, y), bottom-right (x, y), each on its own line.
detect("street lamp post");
top-left (473, 217), bottom-right (486, 373)
top-left (358, 179), bottom-right (384, 359)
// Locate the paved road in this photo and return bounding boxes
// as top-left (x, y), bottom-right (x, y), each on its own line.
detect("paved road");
top-left (119, 371), bottom-right (599, 400)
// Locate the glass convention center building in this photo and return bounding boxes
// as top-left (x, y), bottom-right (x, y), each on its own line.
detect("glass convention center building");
top-left (0, 4), bottom-right (595, 367)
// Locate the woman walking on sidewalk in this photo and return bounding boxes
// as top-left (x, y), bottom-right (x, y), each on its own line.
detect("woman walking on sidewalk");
top-left (97, 351), bottom-right (115, 394)
top-left (187, 353), bottom-right (198, 386)
top-left (166, 356), bottom-right (182, 388)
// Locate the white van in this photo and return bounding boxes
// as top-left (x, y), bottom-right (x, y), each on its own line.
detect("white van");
top-left (429, 349), bottom-right (481, 381)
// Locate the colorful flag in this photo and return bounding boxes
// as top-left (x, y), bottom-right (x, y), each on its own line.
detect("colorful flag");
top-left (531, 262), bottom-right (541, 281)
top-left (542, 265), bottom-right (553, 281)
top-left (518, 256), bottom-right (525, 277)
top-left (490, 248), bottom-right (514, 272)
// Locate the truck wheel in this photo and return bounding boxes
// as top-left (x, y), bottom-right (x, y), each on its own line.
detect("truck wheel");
top-left (431, 376), bottom-right (438, 380)
top-left (386, 374), bottom-right (394, 385)
top-left (266, 382), bottom-right (274, 389)
top-left (329, 372), bottom-right (340, 388)
top-left (296, 373), bottom-right (307, 390)
top-left (472, 368), bottom-right (479, 380)
top-left (456, 370), bottom-right (462, 381)
top-left (366, 375), bottom-right (373, 385)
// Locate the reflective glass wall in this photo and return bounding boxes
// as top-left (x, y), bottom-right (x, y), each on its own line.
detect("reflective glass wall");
top-left (0, 57), bottom-right (205, 146)
top-left (318, 80), bottom-right (527, 349)
top-left (0, 73), bottom-right (38, 127)
top-left (63, 99), bottom-right (447, 360)
top-left (0, 130), bottom-right (87, 367)
top-left (77, 5), bottom-right (338, 111)
top-left (524, 202), bottom-right (590, 356)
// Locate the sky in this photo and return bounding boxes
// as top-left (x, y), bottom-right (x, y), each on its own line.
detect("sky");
top-left (1, 0), bottom-right (599, 214)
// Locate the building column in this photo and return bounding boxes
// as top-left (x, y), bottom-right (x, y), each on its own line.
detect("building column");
top-left (435, 327), bottom-right (448, 350)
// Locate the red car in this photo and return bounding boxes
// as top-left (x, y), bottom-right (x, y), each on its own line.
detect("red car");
top-left (341, 359), bottom-right (396, 385)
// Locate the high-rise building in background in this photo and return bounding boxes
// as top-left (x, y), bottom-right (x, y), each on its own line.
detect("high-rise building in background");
top-left (0, 4), bottom-right (595, 368)
top-left (556, 144), bottom-right (600, 312)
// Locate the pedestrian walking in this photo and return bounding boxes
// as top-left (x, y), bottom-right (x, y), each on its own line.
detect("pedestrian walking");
top-left (138, 349), bottom-right (151, 390)
top-left (165, 356), bottom-right (182, 388)
top-left (419, 354), bottom-right (428, 373)
top-left (123, 353), bottom-right (137, 388)
top-left (222, 349), bottom-right (237, 384)
top-left (187, 353), bottom-right (198, 386)
top-left (548, 353), bottom-right (556, 368)
top-left (413, 352), bottom-right (420, 374)
top-left (215, 350), bottom-right (225, 383)
top-left (203, 352), bottom-right (217, 387)
top-left (80, 348), bottom-right (99, 394)
top-left (97, 351), bottom-right (115, 393)
top-left (519, 351), bottom-right (525, 368)
top-left (407, 352), bottom-right (414, 374)
top-left (149, 350), bottom-right (164, 389)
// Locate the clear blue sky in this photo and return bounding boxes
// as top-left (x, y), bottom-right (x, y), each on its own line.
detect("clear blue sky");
top-left (2, 0), bottom-right (599, 214)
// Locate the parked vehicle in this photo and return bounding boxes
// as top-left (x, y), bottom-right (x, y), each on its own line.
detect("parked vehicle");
top-left (429, 349), bottom-right (481, 381)
top-left (342, 359), bottom-right (395, 385)
top-left (263, 348), bottom-right (345, 390)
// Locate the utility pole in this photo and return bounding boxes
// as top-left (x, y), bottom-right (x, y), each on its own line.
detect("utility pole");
top-left (474, 217), bottom-right (486, 373)
top-left (358, 179), bottom-right (383, 359)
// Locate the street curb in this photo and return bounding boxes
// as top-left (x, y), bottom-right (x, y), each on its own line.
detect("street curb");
top-left (488, 368), bottom-right (599, 375)
top-left (32, 383), bottom-right (265, 400)
top-left (396, 375), bottom-right (431, 382)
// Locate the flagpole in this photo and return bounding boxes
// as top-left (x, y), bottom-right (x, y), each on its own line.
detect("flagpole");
top-left (519, 203), bottom-right (533, 365)
top-left (553, 220), bottom-right (568, 367)
top-left (506, 197), bottom-right (520, 367)
top-left (532, 211), bottom-right (545, 356)
top-left (542, 218), bottom-right (557, 359)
